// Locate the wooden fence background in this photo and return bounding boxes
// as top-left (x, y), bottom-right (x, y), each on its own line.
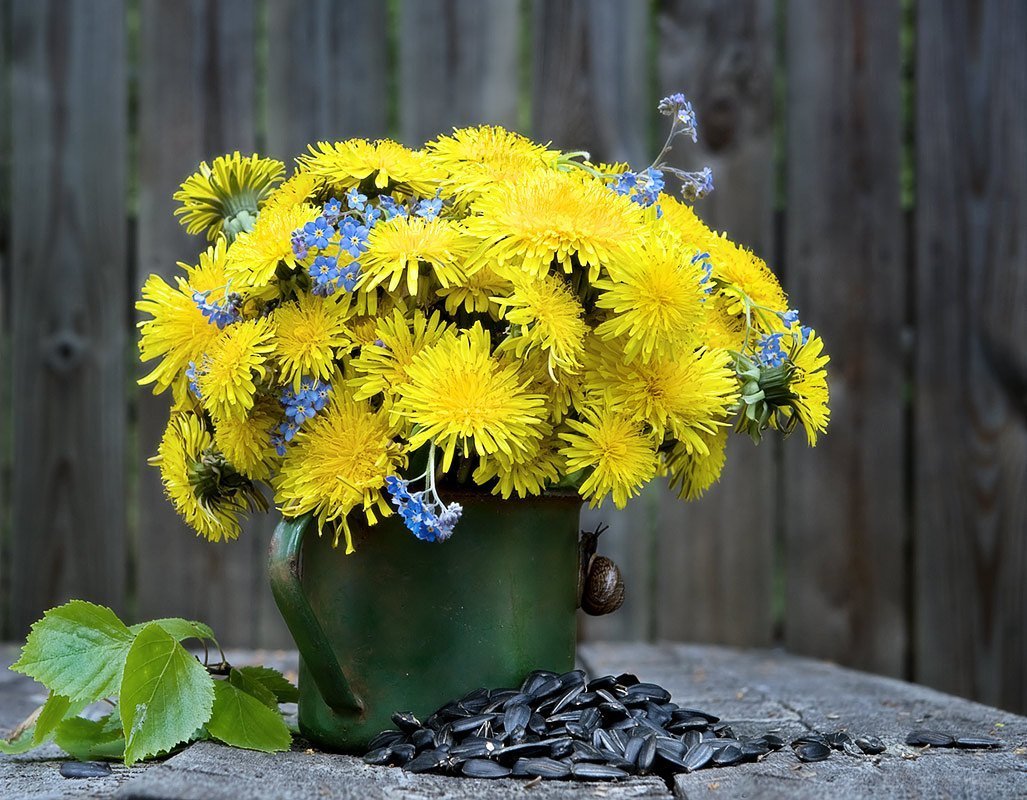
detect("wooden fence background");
top-left (0, 0), bottom-right (1024, 714)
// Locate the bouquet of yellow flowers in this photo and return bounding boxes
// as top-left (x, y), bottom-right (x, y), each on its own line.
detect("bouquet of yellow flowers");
top-left (137, 93), bottom-right (829, 554)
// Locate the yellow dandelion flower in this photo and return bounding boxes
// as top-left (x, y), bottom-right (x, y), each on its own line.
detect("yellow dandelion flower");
top-left (225, 201), bottom-right (318, 291)
top-left (346, 314), bottom-right (382, 346)
top-left (173, 152), bottom-right (285, 240)
top-left (298, 139), bottom-right (444, 197)
top-left (151, 412), bottom-right (260, 542)
top-left (473, 429), bottom-right (565, 499)
top-left (663, 427), bottom-right (728, 501)
top-left (708, 238), bottom-right (789, 323)
top-left (436, 265), bottom-right (511, 316)
top-left (465, 169), bottom-right (643, 280)
top-left (359, 215), bottom-right (474, 296)
top-left (559, 406), bottom-right (658, 508)
top-left (275, 389), bottom-right (405, 553)
top-left (495, 273), bottom-right (589, 374)
top-left (263, 170), bottom-right (323, 211)
top-left (271, 293), bottom-right (351, 390)
top-left (137, 238), bottom-right (233, 399)
top-left (392, 323), bottom-right (547, 471)
top-left (654, 194), bottom-right (717, 247)
top-left (196, 318), bottom-right (276, 421)
top-left (592, 346), bottom-right (739, 446)
top-left (503, 347), bottom-right (584, 425)
top-left (788, 331), bottom-right (830, 445)
top-left (349, 309), bottom-right (453, 401)
top-left (426, 125), bottom-right (563, 202)
top-left (594, 236), bottom-right (707, 362)
top-left (212, 401), bottom-right (279, 481)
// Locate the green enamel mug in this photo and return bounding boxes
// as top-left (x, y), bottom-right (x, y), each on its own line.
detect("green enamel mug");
top-left (268, 491), bottom-right (581, 751)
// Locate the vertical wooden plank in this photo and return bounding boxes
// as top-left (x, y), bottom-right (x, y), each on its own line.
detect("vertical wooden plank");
top-left (265, 0), bottom-right (388, 163)
top-left (531, 0), bottom-right (650, 164)
top-left (0, 0), bottom-right (9, 634)
top-left (783, 1), bottom-right (907, 676)
top-left (915, 0), bottom-right (1027, 711)
top-left (8, 0), bottom-right (128, 633)
top-left (135, 0), bottom-right (288, 648)
top-left (531, 0), bottom-right (654, 641)
top-left (653, 0), bottom-right (778, 647)
top-left (397, 0), bottom-right (519, 146)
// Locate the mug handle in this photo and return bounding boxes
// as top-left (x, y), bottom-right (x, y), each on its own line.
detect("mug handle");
top-left (268, 514), bottom-right (364, 715)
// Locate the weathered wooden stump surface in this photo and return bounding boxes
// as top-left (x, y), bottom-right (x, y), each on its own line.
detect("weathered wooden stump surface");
top-left (2, 643), bottom-right (1024, 799)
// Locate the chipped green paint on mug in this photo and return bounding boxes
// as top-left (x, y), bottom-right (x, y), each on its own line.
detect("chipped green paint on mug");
top-left (268, 491), bottom-right (581, 752)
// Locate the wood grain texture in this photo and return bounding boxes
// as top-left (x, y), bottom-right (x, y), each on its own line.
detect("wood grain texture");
top-left (397, 0), bottom-right (519, 146)
top-left (653, 0), bottom-right (778, 647)
top-left (914, 0), bottom-right (1027, 711)
top-left (0, 0), bottom-right (8, 631)
top-left (531, 0), bottom-right (651, 165)
top-left (135, 0), bottom-right (288, 647)
top-left (265, 0), bottom-right (388, 163)
top-left (530, 0), bottom-right (655, 641)
top-left (7, 0), bottom-right (128, 633)
top-left (783, 0), bottom-right (907, 676)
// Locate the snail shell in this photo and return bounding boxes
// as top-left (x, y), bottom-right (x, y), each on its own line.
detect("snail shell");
top-left (580, 554), bottom-right (625, 616)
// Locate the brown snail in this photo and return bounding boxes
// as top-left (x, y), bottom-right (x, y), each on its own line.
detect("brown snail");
top-left (577, 524), bottom-right (625, 616)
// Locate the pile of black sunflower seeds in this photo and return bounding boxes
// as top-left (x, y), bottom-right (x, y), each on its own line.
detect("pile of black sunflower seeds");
top-left (362, 669), bottom-right (1001, 782)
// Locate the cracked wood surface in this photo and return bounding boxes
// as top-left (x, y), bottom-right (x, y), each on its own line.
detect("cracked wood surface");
top-left (1, 643), bottom-right (1025, 799)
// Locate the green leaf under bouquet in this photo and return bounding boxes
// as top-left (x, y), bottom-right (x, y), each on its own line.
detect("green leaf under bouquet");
top-left (1, 600), bottom-right (295, 764)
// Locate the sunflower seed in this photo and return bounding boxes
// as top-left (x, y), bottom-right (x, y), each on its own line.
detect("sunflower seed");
top-left (682, 740), bottom-right (716, 772)
top-left (517, 757), bottom-right (570, 778)
top-left (387, 743), bottom-right (416, 765)
top-left (461, 759), bottom-right (512, 778)
top-left (794, 741), bottom-right (832, 762)
top-left (494, 741), bottom-right (550, 763)
top-left (825, 730), bottom-right (852, 750)
top-left (681, 729), bottom-right (703, 750)
top-left (569, 741), bottom-right (606, 762)
top-left (655, 737), bottom-right (687, 759)
top-left (549, 736), bottom-right (574, 758)
top-left (854, 735), bottom-right (886, 755)
top-left (60, 761), bottom-right (111, 779)
top-left (504, 703), bottom-right (530, 733)
top-left (954, 736), bottom-right (1002, 749)
top-left (520, 670), bottom-right (556, 696)
top-left (637, 735), bottom-right (657, 771)
top-left (411, 728), bottom-right (435, 751)
top-left (623, 736), bottom-right (644, 764)
top-left (390, 712), bottom-right (422, 734)
top-left (451, 713), bottom-right (496, 734)
top-left (761, 733), bottom-right (786, 751)
top-left (906, 729), bottom-right (955, 747)
top-left (362, 747), bottom-right (393, 766)
top-left (551, 685), bottom-right (585, 714)
top-left (571, 762), bottom-right (630, 780)
top-left (712, 744), bottom-right (745, 766)
top-left (740, 739), bottom-right (770, 759)
top-left (404, 748), bottom-right (447, 773)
